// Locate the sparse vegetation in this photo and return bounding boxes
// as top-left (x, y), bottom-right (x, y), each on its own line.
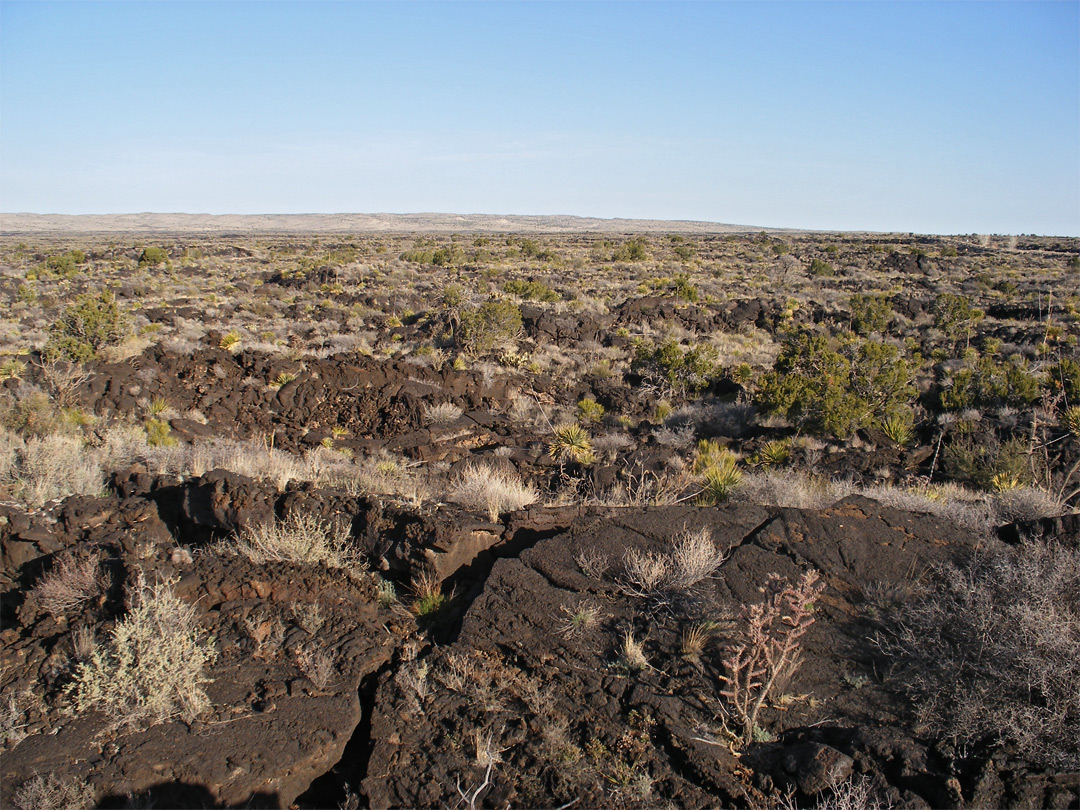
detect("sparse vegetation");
top-left (1, 226), bottom-right (1078, 807)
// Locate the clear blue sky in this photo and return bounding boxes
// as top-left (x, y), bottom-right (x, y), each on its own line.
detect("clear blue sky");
top-left (2, 1), bottom-right (1077, 234)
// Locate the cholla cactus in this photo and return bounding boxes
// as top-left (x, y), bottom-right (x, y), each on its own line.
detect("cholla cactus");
top-left (719, 570), bottom-right (825, 744)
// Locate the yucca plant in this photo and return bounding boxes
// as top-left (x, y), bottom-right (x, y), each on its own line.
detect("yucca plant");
top-left (1063, 406), bottom-right (1080, 439)
top-left (0, 358), bottom-right (27, 381)
top-left (991, 471), bottom-right (1024, 493)
top-left (880, 410), bottom-right (915, 448)
top-left (698, 448), bottom-right (743, 505)
top-left (219, 331), bottom-right (242, 352)
top-left (755, 439), bottom-right (791, 467)
top-left (270, 371), bottom-right (298, 389)
top-left (145, 396), bottom-right (170, 418)
top-left (549, 423), bottom-right (595, 465)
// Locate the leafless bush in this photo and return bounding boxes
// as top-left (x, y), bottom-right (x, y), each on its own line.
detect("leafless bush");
top-left (720, 570), bottom-right (824, 744)
top-left (575, 547), bottom-right (610, 578)
top-left (17, 434), bottom-right (103, 506)
top-left (450, 463), bottom-right (538, 521)
top-left (669, 399), bottom-right (757, 438)
top-left (653, 424), bottom-right (696, 448)
top-left (296, 644), bottom-right (336, 691)
top-left (29, 551), bottom-right (108, 618)
top-left (35, 357), bottom-right (91, 408)
top-left (777, 775), bottom-right (895, 810)
top-left (876, 540), bottom-right (1080, 769)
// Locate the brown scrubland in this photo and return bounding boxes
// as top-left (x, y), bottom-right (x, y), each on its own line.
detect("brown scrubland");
top-left (0, 220), bottom-right (1077, 809)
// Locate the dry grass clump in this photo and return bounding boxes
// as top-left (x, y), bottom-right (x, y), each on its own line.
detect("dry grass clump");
top-left (29, 551), bottom-right (108, 619)
top-left (620, 526), bottom-right (727, 601)
top-left (877, 540), bottom-right (1080, 769)
top-left (226, 511), bottom-right (363, 570)
top-left (740, 468), bottom-right (856, 510)
top-left (450, 463), bottom-right (538, 521)
top-left (424, 401), bottom-right (464, 425)
top-left (72, 575), bottom-right (217, 728)
top-left (7, 432), bottom-right (104, 506)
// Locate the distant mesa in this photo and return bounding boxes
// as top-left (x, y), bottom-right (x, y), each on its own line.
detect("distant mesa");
top-left (0, 212), bottom-right (777, 235)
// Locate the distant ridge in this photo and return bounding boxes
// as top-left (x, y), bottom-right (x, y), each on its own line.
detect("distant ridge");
top-left (0, 212), bottom-right (786, 236)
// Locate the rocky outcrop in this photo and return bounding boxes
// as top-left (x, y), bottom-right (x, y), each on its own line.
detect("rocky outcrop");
top-left (2, 478), bottom-right (1076, 809)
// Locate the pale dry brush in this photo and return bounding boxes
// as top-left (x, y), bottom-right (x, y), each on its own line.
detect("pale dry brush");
top-left (719, 569), bottom-right (825, 744)
top-left (12, 773), bottom-right (95, 810)
top-left (450, 463), bottom-right (538, 521)
top-left (29, 551), bottom-right (108, 619)
top-left (296, 644), bottom-right (337, 691)
top-left (620, 526), bottom-right (728, 603)
top-left (71, 574), bottom-right (217, 728)
top-left (226, 511), bottom-right (363, 571)
top-left (876, 540), bottom-right (1080, 769)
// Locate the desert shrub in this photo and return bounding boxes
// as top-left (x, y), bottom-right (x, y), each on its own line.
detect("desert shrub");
top-left (612, 238), bottom-right (649, 262)
top-left (137, 246), bottom-right (169, 267)
top-left (431, 244), bottom-right (463, 267)
top-left (938, 353), bottom-right (1042, 411)
top-left (450, 464), bottom-right (538, 521)
top-left (757, 331), bottom-right (915, 439)
top-left (933, 293), bottom-right (984, 349)
top-left (400, 248), bottom-right (435, 265)
top-left (13, 773), bottom-right (95, 810)
top-left (576, 397), bottom-right (605, 424)
top-left (808, 257), bottom-right (834, 277)
top-left (43, 249), bottom-right (86, 278)
top-left (847, 292), bottom-right (893, 335)
top-left (144, 418), bottom-right (176, 447)
top-left (876, 540), bottom-right (1080, 768)
top-left (457, 300), bottom-right (523, 354)
top-left (503, 279), bottom-right (560, 302)
top-left (943, 435), bottom-right (1032, 492)
top-left (72, 576), bottom-right (217, 728)
top-left (632, 338), bottom-right (721, 395)
top-left (1047, 356), bottom-right (1080, 405)
top-left (672, 273), bottom-right (699, 302)
top-left (44, 291), bottom-right (129, 362)
top-left (227, 511), bottom-right (362, 570)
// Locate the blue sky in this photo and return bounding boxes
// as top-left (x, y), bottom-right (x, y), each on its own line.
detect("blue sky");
top-left (1, 1), bottom-right (1077, 234)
